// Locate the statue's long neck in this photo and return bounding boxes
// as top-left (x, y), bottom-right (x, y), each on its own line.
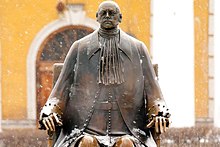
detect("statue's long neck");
top-left (98, 27), bottom-right (119, 38)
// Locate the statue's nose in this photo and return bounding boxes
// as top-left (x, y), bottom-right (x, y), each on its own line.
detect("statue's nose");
top-left (106, 12), bottom-right (110, 18)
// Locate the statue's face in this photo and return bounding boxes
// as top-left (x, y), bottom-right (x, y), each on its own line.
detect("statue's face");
top-left (97, 2), bottom-right (122, 30)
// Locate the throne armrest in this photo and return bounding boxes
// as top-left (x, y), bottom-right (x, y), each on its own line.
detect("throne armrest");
top-left (53, 63), bottom-right (64, 86)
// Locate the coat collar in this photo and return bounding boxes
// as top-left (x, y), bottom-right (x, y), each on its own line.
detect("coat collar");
top-left (87, 29), bottom-right (132, 61)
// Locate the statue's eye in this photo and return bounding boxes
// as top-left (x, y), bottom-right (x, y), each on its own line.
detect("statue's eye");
top-left (99, 10), bottom-right (116, 16)
top-left (109, 11), bottom-right (116, 15)
top-left (108, 11), bottom-right (113, 15)
top-left (99, 11), bottom-right (106, 16)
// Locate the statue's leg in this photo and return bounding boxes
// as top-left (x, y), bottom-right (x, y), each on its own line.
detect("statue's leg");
top-left (77, 135), bottom-right (100, 147)
top-left (113, 136), bottom-right (134, 147)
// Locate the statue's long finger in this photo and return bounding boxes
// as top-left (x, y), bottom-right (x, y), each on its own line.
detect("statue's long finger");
top-left (53, 113), bottom-right (63, 126)
top-left (49, 116), bottom-right (55, 131)
top-left (167, 118), bottom-right (171, 128)
top-left (43, 119), bottom-right (49, 130)
top-left (146, 117), bottom-right (155, 128)
top-left (155, 117), bottom-right (159, 133)
top-left (45, 118), bottom-right (54, 131)
top-left (159, 117), bottom-right (163, 133)
top-left (163, 117), bottom-right (167, 132)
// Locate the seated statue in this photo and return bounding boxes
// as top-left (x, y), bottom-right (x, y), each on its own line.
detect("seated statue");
top-left (39, 1), bottom-right (171, 147)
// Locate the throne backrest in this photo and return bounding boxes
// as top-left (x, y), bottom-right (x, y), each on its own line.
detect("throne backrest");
top-left (53, 63), bottom-right (159, 85)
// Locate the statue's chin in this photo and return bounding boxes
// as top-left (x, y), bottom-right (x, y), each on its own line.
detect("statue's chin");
top-left (101, 23), bottom-right (115, 29)
top-left (101, 25), bottom-right (117, 30)
top-left (103, 26), bottom-right (113, 29)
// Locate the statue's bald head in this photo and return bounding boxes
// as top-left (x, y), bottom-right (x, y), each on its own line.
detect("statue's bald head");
top-left (98, 1), bottom-right (121, 14)
top-left (96, 1), bottom-right (122, 30)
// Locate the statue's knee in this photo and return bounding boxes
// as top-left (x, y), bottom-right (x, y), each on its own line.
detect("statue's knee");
top-left (114, 136), bottom-right (134, 147)
top-left (78, 135), bottom-right (99, 147)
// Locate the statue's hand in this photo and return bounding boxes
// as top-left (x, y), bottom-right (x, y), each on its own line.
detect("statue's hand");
top-left (146, 115), bottom-right (171, 134)
top-left (40, 113), bottom-right (63, 132)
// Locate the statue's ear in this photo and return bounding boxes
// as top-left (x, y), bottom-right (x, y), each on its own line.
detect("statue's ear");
top-left (96, 12), bottom-right (99, 21)
top-left (95, 12), bottom-right (99, 22)
top-left (119, 14), bottom-right (122, 22)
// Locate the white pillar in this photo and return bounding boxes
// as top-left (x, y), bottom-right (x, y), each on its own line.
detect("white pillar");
top-left (214, 0), bottom-right (220, 127)
top-left (151, 0), bottom-right (194, 127)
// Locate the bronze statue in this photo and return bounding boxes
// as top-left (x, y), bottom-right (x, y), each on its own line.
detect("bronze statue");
top-left (39, 1), bottom-right (171, 147)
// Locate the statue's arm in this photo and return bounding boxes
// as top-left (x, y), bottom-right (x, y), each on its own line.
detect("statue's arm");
top-left (139, 42), bottom-right (171, 134)
top-left (39, 41), bottom-right (79, 131)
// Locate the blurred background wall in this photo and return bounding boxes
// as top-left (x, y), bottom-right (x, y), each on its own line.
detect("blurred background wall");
top-left (0, 0), bottom-right (218, 129)
top-left (214, 0), bottom-right (220, 128)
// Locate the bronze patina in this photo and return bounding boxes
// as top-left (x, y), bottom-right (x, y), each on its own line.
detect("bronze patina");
top-left (39, 1), bottom-right (171, 147)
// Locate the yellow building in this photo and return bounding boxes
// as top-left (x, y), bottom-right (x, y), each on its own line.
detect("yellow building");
top-left (0, 0), bottom-right (151, 127)
top-left (0, 0), bottom-right (213, 128)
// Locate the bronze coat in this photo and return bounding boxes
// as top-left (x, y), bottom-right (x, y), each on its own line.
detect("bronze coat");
top-left (42, 29), bottom-right (165, 147)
